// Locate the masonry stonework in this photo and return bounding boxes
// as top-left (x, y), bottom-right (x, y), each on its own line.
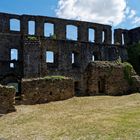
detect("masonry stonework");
top-left (0, 12), bottom-right (140, 98)
top-left (84, 61), bottom-right (140, 96)
top-left (21, 77), bottom-right (74, 105)
top-left (0, 84), bottom-right (16, 114)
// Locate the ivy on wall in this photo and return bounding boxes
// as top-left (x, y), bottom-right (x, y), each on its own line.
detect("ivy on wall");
top-left (122, 62), bottom-right (133, 85)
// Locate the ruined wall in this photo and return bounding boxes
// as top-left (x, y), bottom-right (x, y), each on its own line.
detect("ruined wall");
top-left (0, 12), bottom-right (130, 94)
top-left (21, 76), bottom-right (74, 105)
top-left (128, 27), bottom-right (140, 45)
top-left (0, 84), bottom-right (16, 114)
top-left (0, 34), bottom-right (23, 79)
top-left (84, 61), bottom-right (139, 96)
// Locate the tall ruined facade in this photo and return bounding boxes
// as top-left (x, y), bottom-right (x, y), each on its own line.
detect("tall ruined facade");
top-left (0, 12), bottom-right (139, 95)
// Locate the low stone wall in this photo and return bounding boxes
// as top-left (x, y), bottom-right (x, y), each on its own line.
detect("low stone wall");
top-left (84, 61), bottom-right (140, 96)
top-left (21, 76), bottom-right (74, 105)
top-left (0, 85), bottom-right (16, 114)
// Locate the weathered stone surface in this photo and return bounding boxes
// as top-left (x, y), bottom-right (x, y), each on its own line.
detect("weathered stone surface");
top-left (131, 75), bottom-right (140, 92)
top-left (84, 61), bottom-right (140, 96)
top-left (0, 84), bottom-right (16, 114)
top-left (0, 12), bottom-right (129, 96)
top-left (21, 77), bottom-right (74, 105)
top-left (0, 12), bottom-right (139, 96)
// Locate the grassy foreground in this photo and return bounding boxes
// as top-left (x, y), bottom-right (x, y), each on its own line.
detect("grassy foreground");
top-left (0, 94), bottom-right (140, 140)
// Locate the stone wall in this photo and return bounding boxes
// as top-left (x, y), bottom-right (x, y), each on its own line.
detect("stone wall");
top-left (21, 76), bottom-right (74, 105)
top-left (84, 61), bottom-right (140, 96)
top-left (0, 84), bottom-right (16, 114)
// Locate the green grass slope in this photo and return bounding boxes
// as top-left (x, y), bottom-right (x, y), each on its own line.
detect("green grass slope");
top-left (0, 93), bottom-right (140, 140)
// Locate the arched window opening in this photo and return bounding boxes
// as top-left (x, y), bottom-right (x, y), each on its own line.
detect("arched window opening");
top-left (102, 31), bottom-right (105, 43)
top-left (10, 19), bottom-right (20, 31)
top-left (122, 33), bottom-right (125, 45)
top-left (44, 23), bottom-right (54, 37)
top-left (46, 51), bottom-right (54, 63)
top-left (88, 28), bottom-right (95, 42)
top-left (28, 21), bottom-right (35, 35)
top-left (66, 25), bottom-right (78, 41)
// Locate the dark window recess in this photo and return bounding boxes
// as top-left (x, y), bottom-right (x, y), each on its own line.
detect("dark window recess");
top-left (49, 92), bottom-right (53, 95)
top-left (74, 81), bottom-right (80, 95)
top-left (98, 78), bottom-right (106, 93)
top-left (72, 52), bottom-right (80, 68)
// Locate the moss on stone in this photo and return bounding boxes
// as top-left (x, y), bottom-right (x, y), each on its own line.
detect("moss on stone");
top-left (43, 76), bottom-right (68, 80)
top-left (27, 36), bottom-right (37, 41)
top-left (122, 62), bottom-right (134, 85)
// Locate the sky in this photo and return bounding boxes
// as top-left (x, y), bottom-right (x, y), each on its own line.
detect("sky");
top-left (0, 0), bottom-right (140, 29)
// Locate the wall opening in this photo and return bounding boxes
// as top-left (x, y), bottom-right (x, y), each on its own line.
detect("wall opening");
top-left (28, 21), bottom-right (35, 35)
top-left (10, 49), bottom-right (18, 60)
top-left (10, 49), bottom-right (18, 68)
top-left (72, 53), bottom-right (75, 64)
top-left (74, 81), bottom-right (80, 95)
top-left (122, 33), bottom-right (125, 45)
top-left (102, 31), bottom-right (105, 43)
top-left (98, 78), bottom-right (106, 93)
top-left (46, 51), bottom-right (54, 63)
top-left (66, 25), bottom-right (78, 41)
top-left (92, 55), bottom-right (95, 61)
top-left (10, 19), bottom-right (20, 31)
top-left (92, 53), bottom-right (98, 61)
top-left (88, 28), bottom-right (95, 42)
top-left (44, 23), bottom-right (54, 37)
top-left (10, 63), bottom-right (15, 68)
top-left (72, 52), bottom-right (80, 67)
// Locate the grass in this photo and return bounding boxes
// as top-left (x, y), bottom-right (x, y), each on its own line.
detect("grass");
top-left (0, 93), bottom-right (140, 140)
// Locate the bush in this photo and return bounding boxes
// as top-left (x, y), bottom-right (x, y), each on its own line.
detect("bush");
top-left (122, 62), bottom-right (133, 85)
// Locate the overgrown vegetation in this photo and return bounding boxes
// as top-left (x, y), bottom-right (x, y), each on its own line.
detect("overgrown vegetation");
top-left (0, 94), bottom-right (140, 140)
top-left (122, 62), bottom-right (134, 85)
top-left (49, 34), bottom-right (57, 39)
top-left (127, 43), bottom-right (140, 75)
top-left (115, 59), bottom-right (134, 85)
top-left (27, 36), bottom-right (37, 41)
top-left (43, 75), bottom-right (67, 80)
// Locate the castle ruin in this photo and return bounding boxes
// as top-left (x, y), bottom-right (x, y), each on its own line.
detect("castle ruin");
top-left (0, 12), bottom-right (140, 98)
